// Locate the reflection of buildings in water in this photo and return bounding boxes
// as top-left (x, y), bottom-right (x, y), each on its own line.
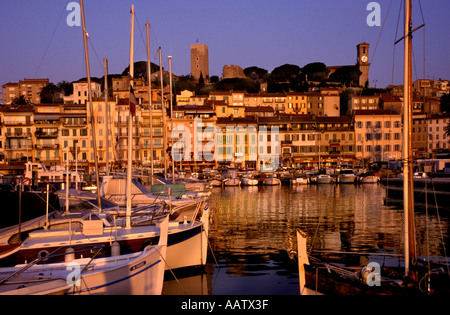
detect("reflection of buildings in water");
top-left (210, 185), bottom-right (450, 260)
top-left (414, 210), bottom-right (450, 258)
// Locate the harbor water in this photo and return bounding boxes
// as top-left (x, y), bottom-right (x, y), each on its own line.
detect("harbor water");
top-left (163, 183), bottom-right (450, 295)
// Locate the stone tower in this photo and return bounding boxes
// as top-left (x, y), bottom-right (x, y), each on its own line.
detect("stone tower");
top-left (357, 42), bottom-right (370, 87)
top-left (191, 43), bottom-right (209, 82)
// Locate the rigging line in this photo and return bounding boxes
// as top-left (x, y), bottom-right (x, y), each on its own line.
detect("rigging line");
top-left (34, 2), bottom-right (69, 78)
top-left (370, 0), bottom-right (393, 66)
top-left (417, 0), bottom-right (426, 79)
top-left (88, 37), bottom-right (105, 78)
top-left (391, 0), bottom-right (403, 85)
top-left (134, 13), bottom-right (148, 64)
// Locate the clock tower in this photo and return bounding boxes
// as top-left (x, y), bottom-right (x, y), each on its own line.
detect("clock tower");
top-left (357, 42), bottom-right (370, 87)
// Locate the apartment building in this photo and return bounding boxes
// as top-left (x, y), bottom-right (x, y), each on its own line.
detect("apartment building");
top-left (170, 104), bottom-right (217, 171)
top-left (71, 81), bottom-right (102, 105)
top-left (347, 95), bottom-right (380, 115)
top-left (2, 104), bottom-right (35, 163)
top-left (1, 79), bottom-right (49, 104)
top-left (427, 114), bottom-right (450, 155)
top-left (354, 109), bottom-right (402, 162)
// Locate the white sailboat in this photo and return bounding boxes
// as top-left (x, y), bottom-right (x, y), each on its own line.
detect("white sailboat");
top-left (0, 215), bottom-right (169, 295)
top-left (296, 0), bottom-right (450, 295)
top-left (0, 3), bottom-right (211, 276)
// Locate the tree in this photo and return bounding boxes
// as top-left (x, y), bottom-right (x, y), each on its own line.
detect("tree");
top-left (301, 62), bottom-right (329, 82)
top-left (57, 80), bottom-right (73, 96)
top-left (270, 64), bottom-right (301, 82)
top-left (39, 83), bottom-right (63, 103)
top-left (122, 61), bottom-right (160, 81)
top-left (244, 66), bottom-right (268, 80)
top-left (329, 66), bottom-right (361, 87)
top-left (11, 95), bottom-right (30, 105)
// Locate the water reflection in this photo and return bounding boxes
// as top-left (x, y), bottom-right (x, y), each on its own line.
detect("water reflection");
top-left (164, 184), bottom-right (450, 295)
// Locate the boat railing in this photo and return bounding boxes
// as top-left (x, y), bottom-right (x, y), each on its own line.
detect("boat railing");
top-left (0, 244), bottom-right (105, 286)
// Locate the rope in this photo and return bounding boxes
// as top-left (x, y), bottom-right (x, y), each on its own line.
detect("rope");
top-left (34, 1), bottom-right (70, 78)
top-left (391, 0), bottom-right (403, 85)
top-left (370, 0), bottom-right (393, 66)
top-left (155, 247), bottom-right (188, 295)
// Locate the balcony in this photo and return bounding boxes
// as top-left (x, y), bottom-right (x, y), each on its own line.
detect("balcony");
top-left (35, 144), bottom-right (60, 150)
top-left (35, 130), bottom-right (59, 138)
top-left (3, 121), bottom-right (33, 126)
top-left (5, 132), bottom-right (32, 138)
top-left (5, 145), bottom-right (31, 150)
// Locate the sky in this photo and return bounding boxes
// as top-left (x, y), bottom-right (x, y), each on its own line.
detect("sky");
top-left (1, 0), bottom-right (449, 90)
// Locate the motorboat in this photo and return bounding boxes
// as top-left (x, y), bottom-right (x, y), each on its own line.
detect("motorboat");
top-left (358, 173), bottom-right (380, 183)
top-left (315, 174), bottom-right (333, 184)
top-left (241, 176), bottom-right (258, 186)
top-left (336, 169), bottom-right (356, 184)
top-left (223, 178), bottom-right (240, 186)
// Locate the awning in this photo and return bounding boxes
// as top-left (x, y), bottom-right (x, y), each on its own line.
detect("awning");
top-left (34, 115), bottom-right (60, 120)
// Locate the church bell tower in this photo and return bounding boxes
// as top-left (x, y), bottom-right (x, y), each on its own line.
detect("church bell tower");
top-left (357, 42), bottom-right (370, 87)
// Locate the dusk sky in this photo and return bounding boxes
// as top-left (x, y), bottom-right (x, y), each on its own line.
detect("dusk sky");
top-left (1, 0), bottom-right (449, 90)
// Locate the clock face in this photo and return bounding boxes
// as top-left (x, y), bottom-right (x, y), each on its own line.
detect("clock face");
top-left (361, 56), bottom-right (368, 63)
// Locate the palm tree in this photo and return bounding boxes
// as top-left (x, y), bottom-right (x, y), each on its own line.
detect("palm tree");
top-left (11, 95), bottom-right (30, 105)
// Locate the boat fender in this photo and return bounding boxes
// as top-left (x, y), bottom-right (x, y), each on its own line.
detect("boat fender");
top-left (65, 247), bottom-right (75, 262)
top-left (111, 241), bottom-right (120, 256)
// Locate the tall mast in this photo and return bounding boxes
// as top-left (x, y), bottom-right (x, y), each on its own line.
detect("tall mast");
top-left (159, 48), bottom-right (167, 180)
top-left (125, 4), bottom-right (135, 229)
top-left (79, 0), bottom-right (101, 212)
top-left (146, 22), bottom-right (154, 185)
top-left (403, 0), bottom-right (416, 276)
top-left (104, 57), bottom-right (110, 176)
top-left (169, 55), bottom-right (175, 183)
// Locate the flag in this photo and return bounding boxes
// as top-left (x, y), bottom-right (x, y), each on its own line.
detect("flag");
top-left (129, 85), bottom-right (136, 116)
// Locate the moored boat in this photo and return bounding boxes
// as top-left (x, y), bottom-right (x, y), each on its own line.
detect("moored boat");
top-left (358, 173), bottom-right (380, 184)
top-left (262, 174), bottom-right (281, 186)
top-left (223, 178), bottom-right (240, 186)
top-left (315, 174), bottom-right (333, 184)
top-left (336, 169), bottom-right (356, 184)
top-left (241, 177), bottom-right (258, 186)
top-left (0, 201), bottom-right (210, 274)
top-left (0, 216), bottom-right (169, 295)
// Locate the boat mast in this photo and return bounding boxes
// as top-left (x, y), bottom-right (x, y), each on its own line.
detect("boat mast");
top-left (169, 55), bottom-right (175, 183)
top-left (146, 22), bottom-right (154, 185)
top-left (159, 48), bottom-right (167, 180)
top-left (79, 0), bottom-right (102, 212)
top-left (125, 4), bottom-right (135, 229)
top-left (403, 0), bottom-right (416, 276)
top-left (104, 57), bottom-right (110, 176)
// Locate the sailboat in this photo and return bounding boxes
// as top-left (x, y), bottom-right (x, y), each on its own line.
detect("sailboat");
top-left (0, 3), bottom-right (210, 276)
top-left (296, 0), bottom-right (450, 295)
top-left (0, 215), bottom-right (169, 295)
